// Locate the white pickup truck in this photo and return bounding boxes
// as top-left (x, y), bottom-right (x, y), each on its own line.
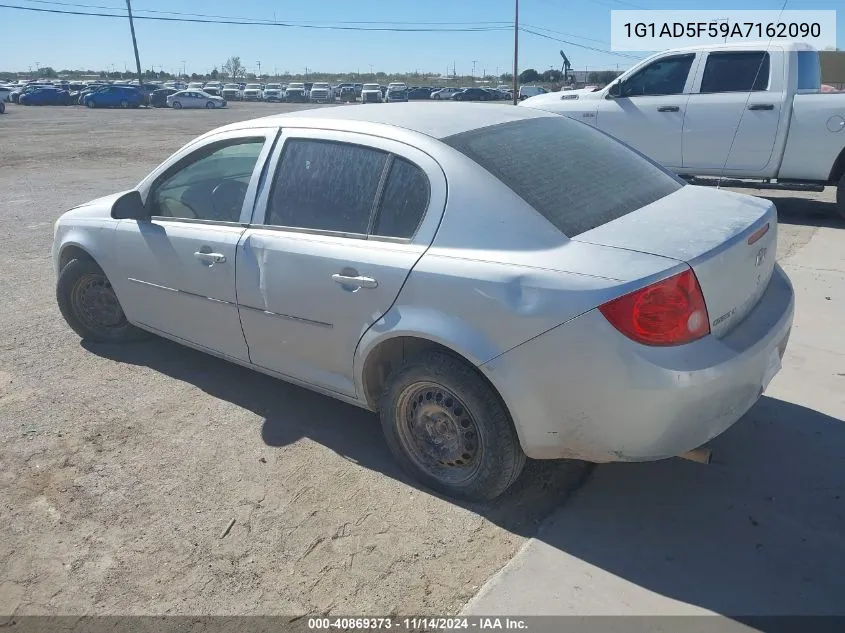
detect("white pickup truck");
top-left (521, 41), bottom-right (845, 218)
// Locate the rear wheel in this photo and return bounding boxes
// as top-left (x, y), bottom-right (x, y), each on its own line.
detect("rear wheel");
top-left (0, 101), bottom-right (4, 114)
top-left (379, 351), bottom-right (526, 501)
top-left (120, 99), bottom-right (129, 109)
top-left (837, 174), bottom-right (845, 221)
top-left (173, 101), bottom-right (183, 109)
top-left (206, 101), bottom-right (215, 109)
top-left (86, 100), bottom-right (95, 108)
top-left (56, 258), bottom-right (148, 343)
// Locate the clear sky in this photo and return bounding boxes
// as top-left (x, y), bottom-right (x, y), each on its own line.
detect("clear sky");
top-left (0, 0), bottom-right (842, 76)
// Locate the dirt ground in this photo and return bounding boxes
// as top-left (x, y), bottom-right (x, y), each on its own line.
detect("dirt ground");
top-left (0, 102), bottom-right (840, 618)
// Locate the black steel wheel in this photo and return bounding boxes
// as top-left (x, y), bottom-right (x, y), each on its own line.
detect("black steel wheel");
top-left (56, 257), bottom-right (147, 343)
top-left (837, 173), bottom-right (845, 221)
top-left (379, 351), bottom-right (526, 501)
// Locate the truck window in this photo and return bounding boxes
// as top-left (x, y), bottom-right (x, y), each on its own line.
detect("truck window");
top-left (700, 51), bottom-right (770, 93)
top-left (796, 50), bottom-right (821, 91)
top-left (621, 54), bottom-right (695, 97)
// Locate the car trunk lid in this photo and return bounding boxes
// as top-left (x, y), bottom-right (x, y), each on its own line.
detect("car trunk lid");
top-left (572, 185), bottom-right (777, 338)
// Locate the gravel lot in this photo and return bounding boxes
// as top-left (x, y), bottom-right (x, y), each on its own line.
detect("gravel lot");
top-left (1, 102), bottom-right (841, 618)
top-left (0, 102), bottom-right (590, 617)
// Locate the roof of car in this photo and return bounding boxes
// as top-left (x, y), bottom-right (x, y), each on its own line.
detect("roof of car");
top-left (243, 103), bottom-right (554, 140)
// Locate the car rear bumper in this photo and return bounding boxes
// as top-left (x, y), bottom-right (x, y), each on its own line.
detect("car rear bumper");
top-left (480, 264), bottom-right (795, 462)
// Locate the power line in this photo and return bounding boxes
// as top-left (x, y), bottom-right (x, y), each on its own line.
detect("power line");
top-left (520, 26), bottom-right (644, 60)
top-left (14, 0), bottom-right (513, 26)
top-left (520, 23), bottom-right (611, 45)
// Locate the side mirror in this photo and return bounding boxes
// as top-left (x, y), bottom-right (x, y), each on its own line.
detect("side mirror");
top-left (606, 81), bottom-right (624, 99)
top-left (111, 190), bottom-right (149, 221)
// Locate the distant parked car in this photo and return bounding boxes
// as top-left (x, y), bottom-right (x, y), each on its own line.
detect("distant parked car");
top-left (242, 84), bottom-right (263, 101)
top-left (518, 85), bottom-right (547, 100)
top-left (203, 82), bottom-right (223, 96)
top-left (386, 82), bottom-right (408, 103)
top-left (221, 84), bottom-right (242, 101)
top-left (166, 90), bottom-right (226, 109)
top-left (187, 82), bottom-right (205, 91)
top-left (10, 85), bottom-right (44, 103)
top-left (0, 85), bottom-right (14, 102)
top-left (309, 82), bottom-right (332, 103)
top-left (453, 88), bottom-right (493, 101)
top-left (430, 87), bottom-right (461, 100)
top-left (361, 83), bottom-right (383, 103)
top-left (262, 84), bottom-right (284, 102)
top-left (150, 88), bottom-right (178, 107)
top-left (83, 85), bottom-right (143, 109)
top-left (337, 84), bottom-right (357, 102)
top-left (20, 88), bottom-right (72, 106)
top-left (284, 82), bottom-right (308, 103)
top-left (407, 86), bottom-right (432, 100)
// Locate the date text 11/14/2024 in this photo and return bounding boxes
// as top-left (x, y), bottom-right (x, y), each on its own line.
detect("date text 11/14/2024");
top-left (307, 617), bottom-right (529, 630)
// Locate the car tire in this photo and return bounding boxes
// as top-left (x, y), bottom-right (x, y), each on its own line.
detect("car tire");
top-left (86, 100), bottom-right (95, 108)
top-left (837, 174), bottom-right (845, 221)
top-left (206, 101), bottom-right (215, 109)
top-left (379, 350), bottom-right (526, 501)
top-left (120, 99), bottom-right (129, 109)
top-left (56, 257), bottom-right (148, 344)
top-left (0, 101), bottom-right (4, 114)
top-left (173, 101), bottom-right (182, 109)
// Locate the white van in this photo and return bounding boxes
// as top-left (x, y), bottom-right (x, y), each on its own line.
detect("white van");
top-left (518, 85), bottom-right (547, 100)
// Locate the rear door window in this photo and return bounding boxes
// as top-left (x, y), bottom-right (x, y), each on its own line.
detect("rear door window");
top-left (372, 158), bottom-right (430, 239)
top-left (444, 116), bottom-right (683, 237)
top-left (266, 139), bottom-right (388, 235)
top-left (700, 51), bottom-right (770, 93)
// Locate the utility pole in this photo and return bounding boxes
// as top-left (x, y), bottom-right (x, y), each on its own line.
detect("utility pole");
top-left (472, 60), bottom-right (477, 84)
top-left (256, 61), bottom-right (261, 77)
top-left (512, 0), bottom-right (519, 105)
top-left (125, 0), bottom-right (143, 86)
top-left (181, 60), bottom-right (186, 78)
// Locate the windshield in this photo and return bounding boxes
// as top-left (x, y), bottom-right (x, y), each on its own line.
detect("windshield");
top-left (224, 84), bottom-right (239, 89)
top-left (312, 83), bottom-right (329, 89)
top-left (288, 83), bottom-right (304, 89)
top-left (444, 117), bottom-right (683, 237)
top-left (363, 84), bottom-right (380, 90)
top-left (266, 84), bottom-right (281, 89)
top-left (245, 84), bottom-right (261, 89)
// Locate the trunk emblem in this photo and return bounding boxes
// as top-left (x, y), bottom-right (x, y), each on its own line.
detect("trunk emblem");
top-left (755, 247), bottom-right (768, 267)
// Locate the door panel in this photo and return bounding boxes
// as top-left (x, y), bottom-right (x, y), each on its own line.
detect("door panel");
top-left (596, 53), bottom-right (698, 169)
top-left (113, 221), bottom-right (250, 360)
top-left (236, 231), bottom-right (424, 394)
top-left (682, 50), bottom-right (784, 173)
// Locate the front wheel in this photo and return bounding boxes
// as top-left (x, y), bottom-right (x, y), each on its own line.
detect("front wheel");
top-left (172, 101), bottom-right (183, 109)
top-left (379, 351), bottom-right (526, 501)
top-left (120, 99), bottom-right (128, 109)
top-left (836, 174), bottom-right (845, 221)
top-left (86, 100), bottom-right (95, 108)
top-left (0, 101), bottom-right (4, 114)
top-left (56, 258), bottom-right (148, 343)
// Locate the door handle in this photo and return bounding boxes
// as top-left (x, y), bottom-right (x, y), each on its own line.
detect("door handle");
top-left (332, 273), bottom-right (378, 289)
top-left (657, 105), bottom-right (680, 112)
top-left (194, 251), bottom-right (227, 263)
top-left (748, 104), bottom-right (775, 111)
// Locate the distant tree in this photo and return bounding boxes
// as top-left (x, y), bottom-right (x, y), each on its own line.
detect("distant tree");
top-left (596, 70), bottom-right (622, 85)
top-left (499, 72), bottom-right (514, 83)
top-left (588, 71), bottom-right (600, 84)
top-left (245, 73), bottom-right (256, 80)
top-left (518, 68), bottom-right (539, 83)
top-left (375, 71), bottom-right (387, 78)
top-left (540, 69), bottom-right (563, 83)
top-left (210, 68), bottom-right (219, 80)
top-left (38, 66), bottom-right (58, 78)
top-left (223, 56), bottom-right (244, 79)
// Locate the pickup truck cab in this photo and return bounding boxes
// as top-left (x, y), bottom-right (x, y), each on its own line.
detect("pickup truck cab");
top-left (521, 41), bottom-right (845, 219)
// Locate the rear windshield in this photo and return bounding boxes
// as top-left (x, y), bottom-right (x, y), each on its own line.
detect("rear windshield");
top-left (443, 116), bottom-right (683, 237)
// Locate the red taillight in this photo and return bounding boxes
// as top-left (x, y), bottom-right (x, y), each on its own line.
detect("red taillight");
top-left (599, 268), bottom-right (710, 346)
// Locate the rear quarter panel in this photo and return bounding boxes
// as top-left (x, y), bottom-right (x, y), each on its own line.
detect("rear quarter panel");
top-left (777, 93), bottom-right (845, 181)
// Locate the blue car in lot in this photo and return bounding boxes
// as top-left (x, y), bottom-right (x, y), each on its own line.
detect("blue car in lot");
top-left (19, 88), bottom-right (72, 106)
top-left (83, 85), bottom-right (143, 109)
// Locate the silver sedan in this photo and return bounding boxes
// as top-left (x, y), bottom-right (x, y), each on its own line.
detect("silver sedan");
top-left (51, 104), bottom-right (794, 500)
top-left (166, 90), bottom-right (226, 109)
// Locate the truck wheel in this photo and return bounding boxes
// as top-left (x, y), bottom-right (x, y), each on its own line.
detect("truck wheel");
top-left (0, 101), bottom-right (4, 114)
top-left (56, 258), bottom-right (148, 343)
top-left (379, 351), bottom-right (526, 501)
top-left (837, 174), bottom-right (845, 221)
